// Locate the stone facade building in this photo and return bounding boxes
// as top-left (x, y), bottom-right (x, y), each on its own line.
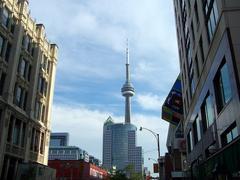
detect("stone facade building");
top-left (0, 0), bottom-right (57, 179)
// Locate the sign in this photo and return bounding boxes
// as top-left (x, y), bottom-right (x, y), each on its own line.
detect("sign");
top-left (153, 163), bottom-right (159, 173)
top-left (162, 76), bottom-right (183, 125)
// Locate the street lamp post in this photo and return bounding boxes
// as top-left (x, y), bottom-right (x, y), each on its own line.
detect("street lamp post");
top-left (140, 127), bottom-right (161, 180)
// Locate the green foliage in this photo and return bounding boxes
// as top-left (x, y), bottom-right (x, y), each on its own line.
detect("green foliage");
top-left (110, 164), bottom-right (143, 180)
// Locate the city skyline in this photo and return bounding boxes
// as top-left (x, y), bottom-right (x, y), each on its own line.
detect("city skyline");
top-left (29, 0), bottom-right (179, 173)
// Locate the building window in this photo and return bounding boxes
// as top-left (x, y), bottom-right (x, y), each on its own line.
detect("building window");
top-left (187, 130), bottom-right (193, 152)
top-left (0, 35), bottom-right (4, 56)
top-left (35, 101), bottom-right (45, 122)
top-left (189, 62), bottom-right (195, 97)
top-left (21, 123), bottom-right (26, 147)
top-left (40, 133), bottom-right (44, 154)
top-left (193, 116), bottom-right (201, 144)
top-left (0, 72), bottom-right (6, 95)
top-left (18, 57), bottom-right (31, 81)
top-left (38, 77), bottom-right (48, 96)
top-left (7, 116), bottom-right (14, 142)
top-left (13, 119), bottom-right (21, 145)
top-left (204, 0), bottom-right (219, 40)
top-left (199, 36), bottom-right (204, 63)
top-left (201, 93), bottom-right (215, 131)
top-left (221, 123), bottom-right (238, 146)
top-left (30, 128), bottom-right (35, 151)
top-left (10, 17), bottom-right (16, 34)
top-left (194, 55), bottom-right (200, 79)
top-left (41, 56), bottom-right (49, 72)
top-left (5, 42), bottom-right (11, 62)
top-left (214, 61), bottom-right (232, 113)
top-left (2, 7), bottom-right (10, 28)
top-left (194, 2), bottom-right (199, 25)
top-left (22, 35), bottom-right (32, 53)
top-left (13, 84), bottom-right (28, 110)
top-left (34, 130), bottom-right (40, 152)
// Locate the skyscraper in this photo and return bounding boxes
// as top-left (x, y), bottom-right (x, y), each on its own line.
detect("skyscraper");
top-left (102, 43), bottom-right (143, 174)
top-left (172, 0), bottom-right (240, 178)
top-left (0, 0), bottom-right (57, 179)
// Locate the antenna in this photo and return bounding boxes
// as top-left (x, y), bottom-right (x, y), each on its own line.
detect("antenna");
top-left (126, 38), bottom-right (129, 64)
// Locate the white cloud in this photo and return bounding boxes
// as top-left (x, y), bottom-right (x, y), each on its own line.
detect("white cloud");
top-left (136, 93), bottom-right (164, 111)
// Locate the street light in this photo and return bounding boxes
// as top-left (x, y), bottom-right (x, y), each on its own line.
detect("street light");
top-left (140, 127), bottom-right (161, 180)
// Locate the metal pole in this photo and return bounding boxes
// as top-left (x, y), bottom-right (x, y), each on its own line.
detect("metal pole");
top-left (157, 134), bottom-right (161, 180)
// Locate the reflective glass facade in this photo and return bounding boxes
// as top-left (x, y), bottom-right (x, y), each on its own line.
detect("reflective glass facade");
top-left (103, 119), bottom-right (143, 173)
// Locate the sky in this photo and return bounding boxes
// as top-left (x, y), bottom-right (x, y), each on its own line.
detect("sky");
top-left (29, 0), bottom-right (179, 175)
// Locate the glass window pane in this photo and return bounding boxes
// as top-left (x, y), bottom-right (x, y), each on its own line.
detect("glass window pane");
top-left (196, 116), bottom-right (201, 141)
top-left (0, 36), bottom-right (4, 55)
top-left (206, 96), bottom-right (214, 127)
top-left (221, 64), bottom-right (232, 103)
top-left (226, 132), bottom-right (232, 143)
top-left (2, 8), bottom-right (9, 27)
top-left (232, 126), bottom-right (238, 139)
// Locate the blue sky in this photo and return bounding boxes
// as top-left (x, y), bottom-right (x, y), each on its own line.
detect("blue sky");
top-left (30, 0), bottom-right (179, 175)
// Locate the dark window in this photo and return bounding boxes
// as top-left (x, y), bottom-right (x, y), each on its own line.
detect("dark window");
top-left (41, 105), bottom-right (45, 123)
top-left (10, 17), bottom-right (16, 34)
top-left (221, 123), bottom-right (238, 146)
top-left (0, 35), bottom-right (4, 56)
top-left (187, 130), bottom-right (193, 152)
top-left (199, 37), bottom-right (204, 63)
top-left (30, 128), bottom-right (35, 151)
top-left (191, 22), bottom-right (195, 43)
top-left (21, 123), bottom-right (26, 147)
top-left (38, 77), bottom-right (48, 96)
top-left (190, 62), bottom-right (195, 97)
top-left (7, 116), bottom-right (14, 142)
top-left (13, 119), bottom-right (21, 145)
top-left (193, 116), bottom-right (201, 144)
top-left (22, 35), bottom-right (32, 53)
top-left (214, 61), bottom-right (232, 113)
top-left (0, 72), bottom-right (6, 95)
top-left (201, 93), bottom-right (215, 131)
top-left (194, 2), bottom-right (199, 24)
top-left (18, 58), bottom-right (31, 81)
top-left (34, 130), bottom-right (40, 152)
top-left (194, 55), bottom-right (200, 78)
top-left (5, 42), bottom-right (11, 62)
top-left (13, 84), bottom-right (28, 110)
top-left (2, 8), bottom-right (10, 28)
top-left (40, 133), bottom-right (44, 154)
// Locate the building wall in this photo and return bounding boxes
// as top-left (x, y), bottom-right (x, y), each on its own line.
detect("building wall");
top-left (173, 0), bottom-right (240, 176)
top-left (0, 0), bottom-right (57, 179)
top-left (48, 160), bottom-right (109, 180)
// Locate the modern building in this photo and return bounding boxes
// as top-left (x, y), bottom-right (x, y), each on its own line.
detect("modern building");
top-left (173, 0), bottom-right (240, 178)
top-left (50, 132), bottom-right (69, 147)
top-left (48, 146), bottom-right (89, 162)
top-left (0, 0), bottom-right (58, 179)
top-left (49, 133), bottom-right (90, 163)
top-left (48, 160), bottom-right (109, 180)
top-left (103, 117), bottom-right (143, 173)
top-left (102, 43), bottom-right (143, 174)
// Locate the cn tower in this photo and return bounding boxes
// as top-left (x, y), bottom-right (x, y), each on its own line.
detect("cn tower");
top-left (121, 40), bottom-right (135, 124)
